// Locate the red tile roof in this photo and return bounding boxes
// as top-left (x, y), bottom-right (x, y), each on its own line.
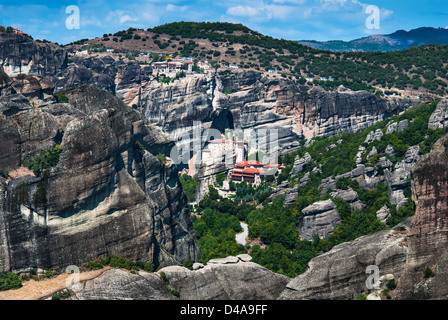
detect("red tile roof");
top-left (242, 168), bottom-right (261, 174)
top-left (235, 160), bottom-right (263, 166)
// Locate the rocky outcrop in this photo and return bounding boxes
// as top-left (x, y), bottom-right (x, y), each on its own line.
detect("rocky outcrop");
top-left (428, 98), bottom-right (448, 130)
top-left (141, 71), bottom-right (410, 154)
top-left (10, 74), bottom-right (55, 100)
top-left (283, 184), bottom-right (299, 206)
top-left (331, 188), bottom-right (364, 211)
top-left (298, 199), bottom-right (341, 241)
top-left (290, 152), bottom-right (312, 176)
top-left (54, 64), bottom-right (115, 95)
top-left (281, 218), bottom-right (411, 300)
top-left (0, 84), bottom-right (200, 274)
top-left (365, 129), bottom-right (383, 143)
top-left (157, 254), bottom-right (290, 300)
top-left (386, 119), bottom-right (409, 134)
top-left (394, 134), bottom-right (448, 299)
top-left (386, 146), bottom-right (420, 209)
top-left (0, 94), bottom-right (60, 170)
top-left (142, 71), bottom-right (410, 201)
top-left (54, 56), bottom-right (153, 101)
top-left (71, 269), bottom-right (177, 300)
top-left (376, 206), bottom-right (390, 223)
top-left (68, 254), bottom-right (290, 300)
top-left (0, 33), bottom-right (67, 77)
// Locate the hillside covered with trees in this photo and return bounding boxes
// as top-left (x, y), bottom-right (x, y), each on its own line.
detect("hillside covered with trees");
top-left (76, 22), bottom-right (448, 96)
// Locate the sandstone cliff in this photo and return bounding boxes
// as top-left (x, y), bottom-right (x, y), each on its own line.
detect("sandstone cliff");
top-left (0, 84), bottom-right (200, 274)
top-left (137, 70), bottom-right (411, 201)
top-left (280, 218), bottom-right (411, 300)
top-left (0, 33), bottom-right (67, 77)
top-left (68, 255), bottom-right (290, 300)
top-left (394, 133), bottom-right (448, 299)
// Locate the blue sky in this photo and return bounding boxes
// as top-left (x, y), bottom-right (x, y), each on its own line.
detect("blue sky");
top-left (1, 0), bottom-right (448, 44)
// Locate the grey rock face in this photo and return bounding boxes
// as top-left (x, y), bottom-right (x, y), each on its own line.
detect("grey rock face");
top-left (298, 199), bottom-right (341, 241)
top-left (428, 98), bottom-right (448, 130)
top-left (291, 152), bottom-right (312, 176)
top-left (281, 218), bottom-right (411, 300)
top-left (71, 269), bottom-right (177, 300)
top-left (330, 188), bottom-right (364, 211)
top-left (376, 156), bottom-right (393, 169)
top-left (385, 145), bottom-right (395, 157)
top-left (283, 184), bottom-right (299, 206)
top-left (10, 74), bottom-right (54, 100)
top-left (386, 119), bottom-right (409, 134)
top-left (395, 134), bottom-right (448, 300)
top-left (376, 206), bottom-right (390, 223)
top-left (365, 129), bottom-right (383, 143)
top-left (138, 70), bottom-right (410, 202)
top-left (0, 33), bottom-right (67, 77)
top-left (0, 84), bottom-right (200, 274)
top-left (157, 256), bottom-right (290, 300)
top-left (386, 146), bottom-right (420, 209)
top-left (330, 189), bottom-right (358, 203)
top-left (67, 255), bottom-right (288, 300)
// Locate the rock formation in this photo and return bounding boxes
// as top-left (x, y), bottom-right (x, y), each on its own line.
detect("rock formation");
top-left (386, 146), bottom-right (420, 210)
top-left (298, 199), bottom-right (341, 241)
top-left (157, 254), bottom-right (290, 300)
top-left (0, 33), bottom-right (67, 77)
top-left (290, 152), bottom-right (312, 176)
top-left (70, 269), bottom-right (178, 300)
top-left (67, 254), bottom-right (290, 300)
top-left (0, 84), bottom-right (200, 274)
top-left (281, 218), bottom-right (411, 300)
top-left (394, 133), bottom-right (448, 299)
top-left (428, 97), bottom-right (448, 130)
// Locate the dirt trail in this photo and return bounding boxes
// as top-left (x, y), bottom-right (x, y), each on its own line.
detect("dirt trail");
top-left (0, 267), bottom-right (112, 300)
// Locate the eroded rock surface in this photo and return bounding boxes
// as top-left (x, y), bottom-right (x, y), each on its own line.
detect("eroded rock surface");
top-left (0, 84), bottom-right (199, 274)
top-left (298, 199), bottom-right (341, 241)
top-left (157, 255), bottom-right (290, 300)
top-left (281, 218), bottom-right (411, 300)
top-left (395, 134), bottom-right (448, 299)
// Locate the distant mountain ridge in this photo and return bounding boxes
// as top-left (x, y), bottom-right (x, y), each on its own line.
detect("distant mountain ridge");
top-left (299, 27), bottom-right (448, 52)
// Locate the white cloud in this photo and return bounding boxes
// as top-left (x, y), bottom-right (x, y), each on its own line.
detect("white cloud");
top-left (166, 4), bottom-right (188, 12)
top-left (106, 10), bottom-right (137, 25)
top-left (226, 5), bottom-right (268, 17)
top-left (272, 0), bottom-right (307, 4)
top-left (120, 15), bottom-right (137, 24)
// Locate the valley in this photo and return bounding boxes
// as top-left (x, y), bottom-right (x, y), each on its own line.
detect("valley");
top-left (0, 21), bottom-right (448, 300)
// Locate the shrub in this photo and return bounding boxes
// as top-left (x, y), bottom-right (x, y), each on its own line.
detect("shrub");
top-left (143, 262), bottom-right (155, 273)
top-left (0, 170), bottom-right (9, 178)
top-left (156, 153), bottom-right (167, 162)
top-left (386, 279), bottom-right (397, 290)
top-left (135, 141), bottom-right (146, 152)
top-left (183, 259), bottom-right (193, 270)
top-left (355, 293), bottom-right (367, 300)
top-left (51, 290), bottom-right (71, 300)
top-left (54, 92), bottom-right (69, 103)
top-left (0, 272), bottom-right (22, 291)
top-left (424, 267), bottom-right (435, 278)
top-left (25, 145), bottom-right (62, 176)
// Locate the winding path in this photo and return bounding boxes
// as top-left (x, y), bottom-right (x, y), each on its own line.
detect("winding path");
top-left (236, 222), bottom-right (249, 246)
